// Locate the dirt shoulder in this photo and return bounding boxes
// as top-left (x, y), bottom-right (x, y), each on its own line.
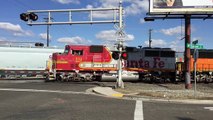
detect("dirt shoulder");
top-left (112, 82), bottom-right (213, 100)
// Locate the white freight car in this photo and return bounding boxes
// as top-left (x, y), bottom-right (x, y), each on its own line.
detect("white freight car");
top-left (0, 46), bottom-right (64, 78)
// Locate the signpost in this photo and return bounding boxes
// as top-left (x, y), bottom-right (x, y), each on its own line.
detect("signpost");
top-left (189, 40), bottom-right (204, 98)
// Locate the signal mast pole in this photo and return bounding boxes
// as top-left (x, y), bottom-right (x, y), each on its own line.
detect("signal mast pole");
top-left (116, 1), bottom-right (124, 88)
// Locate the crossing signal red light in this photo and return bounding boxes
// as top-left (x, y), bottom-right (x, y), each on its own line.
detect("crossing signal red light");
top-left (29, 13), bottom-right (38, 21)
top-left (20, 13), bottom-right (29, 21)
top-left (112, 52), bottom-right (119, 60)
top-left (121, 52), bottom-right (128, 60)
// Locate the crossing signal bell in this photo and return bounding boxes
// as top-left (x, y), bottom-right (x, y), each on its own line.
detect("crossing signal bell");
top-left (20, 12), bottom-right (38, 21)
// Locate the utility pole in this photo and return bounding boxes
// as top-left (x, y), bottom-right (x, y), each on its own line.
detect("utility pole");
top-left (47, 24), bottom-right (50, 47)
top-left (44, 17), bottom-right (52, 47)
top-left (149, 29), bottom-right (152, 47)
top-left (184, 15), bottom-right (192, 89)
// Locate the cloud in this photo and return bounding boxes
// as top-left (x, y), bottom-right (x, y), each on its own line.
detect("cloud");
top-left (144, 39), bottom-right (167, 48)
top-left (125, 0), bottom-right (149, 15)
top-left (86, 5), bottom-right (117, 19)
top-left (160, 26), bottom-right (184, 36)
top-left (0, 37), bottom-right (8, 42)
top-left (144, 39), bottom-right (184, 52)
top-left (52, 0), bottom-right (80, 4)
top-left (95, 30), bottom-right (134, 41)
top-left (87, 0), bottom-right (149, 19)
top-left (57, 36), bottom-right (92, 44)
top-left (39, 33), bottom-right (52, 40)
top-left (0, 22), bottom-right (33, 36)
top-left (140, 18), bottom-right (146, 24)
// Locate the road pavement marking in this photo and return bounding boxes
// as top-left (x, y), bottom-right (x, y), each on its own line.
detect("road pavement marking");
top-left (204, 107), bottom-right (213, 111)
top-left (0, 88), bottom-right (89, 95)
top-left (134, 100), bottom-right (144, 120)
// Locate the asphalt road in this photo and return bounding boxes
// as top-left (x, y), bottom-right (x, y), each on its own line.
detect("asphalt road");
top-left (0, 80), bottom-right (212, 120)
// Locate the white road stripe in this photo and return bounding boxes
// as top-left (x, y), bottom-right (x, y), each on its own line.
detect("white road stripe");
top-left (0, 88), bottom-right (89, 95)
top-left (204, 107), bottom-right (213, 111)
top-left (134, 100), bottom-right (144, 120)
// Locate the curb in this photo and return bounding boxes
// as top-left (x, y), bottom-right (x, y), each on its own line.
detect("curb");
top-left (92, 87), bottom-right (124, 98)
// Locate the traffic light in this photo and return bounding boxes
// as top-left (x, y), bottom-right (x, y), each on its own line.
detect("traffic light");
top-left (112, 52), bottom-right (119, 60)
top-left (121, 52), bottom-right (128, 60)
top-left (20, 12), bottom-right (38, 21)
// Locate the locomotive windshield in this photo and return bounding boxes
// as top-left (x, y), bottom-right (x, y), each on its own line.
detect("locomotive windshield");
top-left (72, 50), bottom-right (83, 56)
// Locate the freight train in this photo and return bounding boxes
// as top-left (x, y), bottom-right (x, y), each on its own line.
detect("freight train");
top-left (1, 44), bottom-right (212, 83)
top-left (46, 44), bottom-right (213, 83)
top-left (176, 49), bottom-right (213, 83)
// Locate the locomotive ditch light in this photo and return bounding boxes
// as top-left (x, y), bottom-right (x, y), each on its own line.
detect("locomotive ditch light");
top-left (121, 52), bottom-right (128, 60)
top-left (20, 13), bottom-right (29, 21)
top-left (29, 12), bottom-right (38, 21)
top-left (112, 51), bottom-right (119, 60)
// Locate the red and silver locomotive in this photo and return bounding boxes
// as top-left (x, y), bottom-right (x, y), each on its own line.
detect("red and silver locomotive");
top-left (47, 45), bottom-right (176, 82)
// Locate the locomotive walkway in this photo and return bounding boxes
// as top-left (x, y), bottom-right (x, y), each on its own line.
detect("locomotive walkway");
top-left (93, 82), bottom-right (213, 104)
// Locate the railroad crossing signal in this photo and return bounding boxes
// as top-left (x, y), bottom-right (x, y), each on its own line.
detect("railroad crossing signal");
top-left (112, 52), bottom-right (128, 60)
top-left (187, 44), bottom-right (204, 49)
top-left (20, 13), bottom-right (38, 21)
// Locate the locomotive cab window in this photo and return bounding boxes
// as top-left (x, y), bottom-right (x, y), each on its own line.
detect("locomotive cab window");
top-left (145, 50), bottom-right (160, 57)
top-left (161, 51), bottom-right (175, 57)
top-left (72, 50), bottom-right (83, 56)
top-left (64, 46), bottom-right (70, 54)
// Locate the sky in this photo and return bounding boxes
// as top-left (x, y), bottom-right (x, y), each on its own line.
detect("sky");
top-left (0, 0), bottom-right (213, 52)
